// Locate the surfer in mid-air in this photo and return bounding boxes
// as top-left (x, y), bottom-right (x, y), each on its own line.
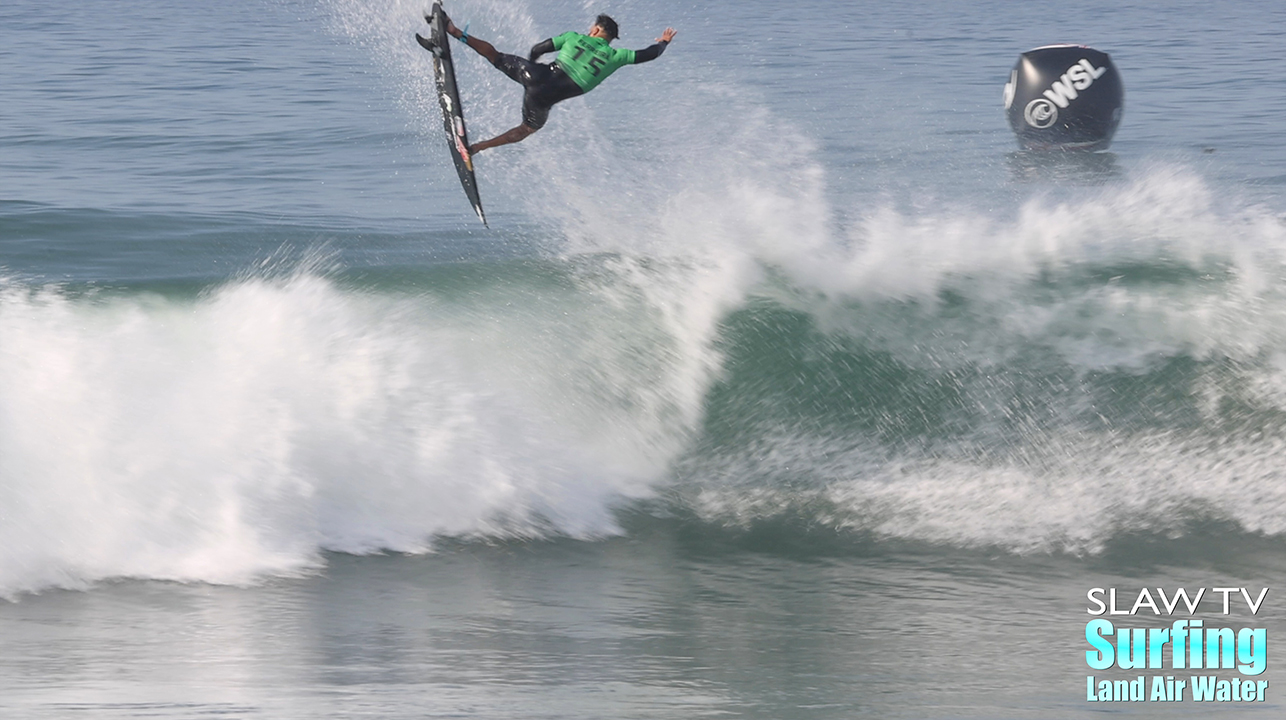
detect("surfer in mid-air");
top-left (435, 11), bottom-right (676, 156)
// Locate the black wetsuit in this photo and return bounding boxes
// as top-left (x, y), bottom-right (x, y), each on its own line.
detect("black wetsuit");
top-left (491, 38), bottom-right (669, 129)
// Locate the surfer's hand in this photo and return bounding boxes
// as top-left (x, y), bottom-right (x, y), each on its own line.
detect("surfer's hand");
top-left (658, 28), bottom-right (677, 43)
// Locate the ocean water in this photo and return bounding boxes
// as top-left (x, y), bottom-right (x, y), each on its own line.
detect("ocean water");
top-left (4, 0), bottom-right (1286, 717)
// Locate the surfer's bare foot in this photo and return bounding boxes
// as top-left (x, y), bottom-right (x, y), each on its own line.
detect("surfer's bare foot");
top-left (468, 144), bottom-right (481, 155)
top-left (444, 17), bottom-right (462, 39)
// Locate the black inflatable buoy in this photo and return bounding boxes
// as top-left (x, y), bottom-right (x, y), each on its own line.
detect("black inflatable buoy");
top-left (1003, 45), bottom-right (1123, 151)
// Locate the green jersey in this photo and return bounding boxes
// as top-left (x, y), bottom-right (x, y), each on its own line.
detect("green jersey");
top-left (552, 32), bottom-right (637, 92)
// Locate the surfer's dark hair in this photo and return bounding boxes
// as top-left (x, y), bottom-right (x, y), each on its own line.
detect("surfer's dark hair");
top-left (595, 14), bottom-right (619, 40)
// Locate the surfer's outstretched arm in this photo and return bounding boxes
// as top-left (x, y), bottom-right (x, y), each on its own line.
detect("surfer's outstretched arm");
top-left (634, 28), bottom-right (677, 63)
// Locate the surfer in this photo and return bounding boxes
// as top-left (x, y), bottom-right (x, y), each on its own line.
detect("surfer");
top-left (437, 12), bottom-right (676, 155)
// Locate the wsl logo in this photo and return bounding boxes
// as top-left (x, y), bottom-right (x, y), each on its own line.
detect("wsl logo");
top-left (1024, 98), bottom-right (1058, 129)
top-left (1023, 59), bottom-right (1107, 128)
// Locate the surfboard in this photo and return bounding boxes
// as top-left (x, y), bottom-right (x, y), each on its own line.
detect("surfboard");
top-left (417, 3), bottom-right (487, 226)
